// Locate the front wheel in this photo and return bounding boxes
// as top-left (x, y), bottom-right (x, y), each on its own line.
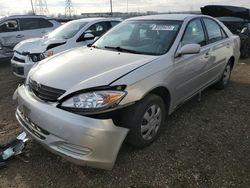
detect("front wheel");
top-left (121, 94), bottom-right (166, 148)
top-left (214, 62), bottom-right (232, 90)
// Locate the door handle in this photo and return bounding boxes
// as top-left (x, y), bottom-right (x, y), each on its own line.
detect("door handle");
top-left (16, 34), bottom-right (24, 38)
top-left (226, 43), bottom-right (230, 48)
top-left (41, 31), bottom-right (46, 34)
top-left (204, 52), bottom-right (210, 59)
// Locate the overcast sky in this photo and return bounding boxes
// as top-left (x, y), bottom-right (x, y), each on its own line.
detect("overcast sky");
top-left (0, 0), bottom-right (250, 16)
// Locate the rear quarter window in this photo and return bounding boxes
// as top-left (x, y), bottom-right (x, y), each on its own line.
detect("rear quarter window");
top-left (38, 18), bottom-right (53, 28)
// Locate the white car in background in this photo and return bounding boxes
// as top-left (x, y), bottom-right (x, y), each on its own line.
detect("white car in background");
top-left (0, 15), bottom-right (60, 59)
top-left (11, 18), bottom-right (121, 78)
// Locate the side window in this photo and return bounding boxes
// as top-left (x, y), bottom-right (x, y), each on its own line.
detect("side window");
top-left (110, 21), bottom-right (120, 27)
top-left (0, 19), bottom-right (19, 33)
top-left (38, 18), bottom-right (53, 28)
top-left (86, 22), bottom-right (109, 37)
top-left (203, 18), bottom-right (224, 43)
top-left (182, 19), bottom-right (206, 46)
top-left (19, 18), bottom-right (40, 30)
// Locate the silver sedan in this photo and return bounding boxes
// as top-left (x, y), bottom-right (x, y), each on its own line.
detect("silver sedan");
top-left (14, 14), bottom-right (241, 169)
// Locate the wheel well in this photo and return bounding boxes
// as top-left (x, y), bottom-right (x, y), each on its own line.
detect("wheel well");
top-left (229, 56), bottom-right (235, 69)
top-left (148, 87), bottom-right (171, 114)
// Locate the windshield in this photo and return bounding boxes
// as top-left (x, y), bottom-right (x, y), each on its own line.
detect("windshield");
top-left (48, 20), bottom-right (88, 40)
top-left (94, 20), bottom-right (182, 55)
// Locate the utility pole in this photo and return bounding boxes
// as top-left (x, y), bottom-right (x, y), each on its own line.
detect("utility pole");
top-left (30, 0), bottom-right (35, 15)
top-left (65, 0), bottom-right (74, 18)
top-left (110, 0), bottom-right (113, 17)
top-left (127, 0), bottom-right (128, 14)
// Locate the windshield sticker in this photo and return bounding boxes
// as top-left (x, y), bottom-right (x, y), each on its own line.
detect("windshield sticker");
top-left (150, 24), bottom-right (176, 31)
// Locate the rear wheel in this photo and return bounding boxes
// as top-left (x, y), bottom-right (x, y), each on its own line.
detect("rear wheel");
top-left (214, 61), bottom-right (232, 90)
top-left (122, 94), bottom-right (166, 148)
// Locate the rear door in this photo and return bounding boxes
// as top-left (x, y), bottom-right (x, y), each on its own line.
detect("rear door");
top-left (19, 18), bottom-right (54, 39)
top-left (202, 18), bottom-right (230, 83)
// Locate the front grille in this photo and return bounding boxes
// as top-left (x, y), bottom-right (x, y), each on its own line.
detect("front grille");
top-left (29, 79), bottom-right (66, 102)
top-left (13, 56), bottom-right (25, 63)
top-left (12, 66), bottom-right (24, 75)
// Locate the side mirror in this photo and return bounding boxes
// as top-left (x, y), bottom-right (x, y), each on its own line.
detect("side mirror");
top-left (84, 33), bottom-right (95, 40)
top-left (240, 27), bottom-right (247, 34)
top-left (77, 33), bottom-right (95, 42)
top-left (177, 44), bottom-right (201, 57)
top-left (86, 36), bottom-right (100, 47)
top-left (93, 36), bottom-right (100, 41)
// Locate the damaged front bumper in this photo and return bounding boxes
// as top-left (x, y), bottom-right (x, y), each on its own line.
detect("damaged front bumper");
top-left (11, 52), bottom-right (34, 78)
top-left (15, 85), bottom-right (129, 170)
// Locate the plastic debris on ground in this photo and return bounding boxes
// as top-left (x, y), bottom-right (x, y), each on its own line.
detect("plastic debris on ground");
top-left (0, 132), bottom-right (28, 167)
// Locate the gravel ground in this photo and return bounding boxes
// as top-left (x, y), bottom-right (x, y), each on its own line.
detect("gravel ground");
top-left (0, 58), bottom-right (250, 188)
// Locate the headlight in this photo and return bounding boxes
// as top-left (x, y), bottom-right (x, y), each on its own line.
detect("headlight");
top-left (31, 55), bottom-right (38, 62)
top-left (30, 53), bottom-right (46, 62)
top-left (60, 90), bottom-right (126, 112)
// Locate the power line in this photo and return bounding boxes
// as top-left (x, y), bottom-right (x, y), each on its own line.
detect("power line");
top-left (65, 0), bottom-right (74, 17)
top-left (34, 0), bottom-right (49, 15)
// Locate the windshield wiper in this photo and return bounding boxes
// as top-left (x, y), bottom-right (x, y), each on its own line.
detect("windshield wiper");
top-left (104, 46), bottom-right (143, 54)
top-left (88, 44), bottom-right (100, 49)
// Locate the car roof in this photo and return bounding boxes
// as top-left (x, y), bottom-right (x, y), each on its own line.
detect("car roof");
top-left (74, 17), bottom-right (122, 22)
top-left (0, 15), bottom-right (53, 21)
top-left (127, 14), bottom-right (201, 21)
top-left (60, 17), bottom-right (121, 25)
top-left (0, 15), bottom-right (122, 23)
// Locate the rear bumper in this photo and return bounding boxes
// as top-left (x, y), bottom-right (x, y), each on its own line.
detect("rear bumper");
top-left (15, 85), bottom-right (129, 169)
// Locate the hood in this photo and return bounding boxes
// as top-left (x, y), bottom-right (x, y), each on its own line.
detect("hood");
top-left (29, 47), bottom-right (159, 95)
top-left (201, 5), bottom-right (250, 20)
top-left (14, 37), bottom-right (66, 54)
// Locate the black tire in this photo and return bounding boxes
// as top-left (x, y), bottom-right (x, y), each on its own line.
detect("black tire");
top-left (121, 94), bottom-right (166, 148)
top-left (214, 61), bottom-right (232, 90)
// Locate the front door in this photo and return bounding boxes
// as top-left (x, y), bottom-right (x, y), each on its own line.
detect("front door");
top-left (172, 18), bottom-right (211, 106)
top-left (0, 19), bottom-right (23, 48)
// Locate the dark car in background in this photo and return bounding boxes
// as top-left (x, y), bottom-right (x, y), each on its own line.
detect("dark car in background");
top-left (201, 5), bottom-right (250, 58)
